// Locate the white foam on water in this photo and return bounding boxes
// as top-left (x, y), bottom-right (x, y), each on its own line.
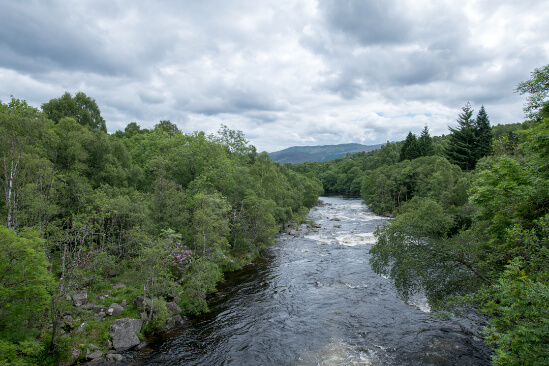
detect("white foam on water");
top-left (301, 338), bottom-right (377, 366)
top-left (335, 232), bottom-right (377, 246)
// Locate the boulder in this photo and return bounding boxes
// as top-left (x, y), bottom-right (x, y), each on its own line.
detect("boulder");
top-left (111, 282), bottom-right (126, 289)
top-left (72, 291), bottom-right (88, 306)
top-left (121, 299), bottom-right (127, 307)
top-left (132, 296), bottom-right (153, 311)
top-left (109, 318), bottom-right (143, 351)
top-left (85, 349), bottom-right (103, 361)
top-left (165, 302), bottom-right (182, 315)
top-left (136, 341), bottom-right (148, 350)
top-left (108, 303), bottom-right (124, 316)
top-left (167, 314), bottom-right (185, 329)
top-left (106, 353), bottom-right (124, 362)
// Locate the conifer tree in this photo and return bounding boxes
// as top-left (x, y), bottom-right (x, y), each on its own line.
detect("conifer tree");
top-left (418, 125), bottom-right (434, 157)
top-left (399, 132), bottom-right (420, 161)
top-left (446, 102), bottom-right (477, 170)
top-left (474, 105), bottom-right (493, 160)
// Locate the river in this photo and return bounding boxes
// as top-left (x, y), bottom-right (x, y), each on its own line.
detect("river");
top-left (128, 196), bottom-right (492, 365)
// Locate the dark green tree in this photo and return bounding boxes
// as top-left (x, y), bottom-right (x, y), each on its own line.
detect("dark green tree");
top-left (418, 125), bottom-right (434, 157)
top-left (42, 91), bottom-right (107, 132)
top-left (399, 132), bottom-right (420, 161)
top-left (446, 102), bottom-right (478, 170)
top-left (474, 105), bottom-right (493, 159)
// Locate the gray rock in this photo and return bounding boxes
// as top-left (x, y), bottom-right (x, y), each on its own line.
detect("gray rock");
top-left (173, 296), bottom-right (182, 303)
top-left (97, 311), bottom-right (106, 319)
top-left (166, 301), bottom-right (182, 315)
top-left (106, 339), bottom-right (113, 349)
top-left (93, 305), bottom-right (106, 314)
top-left (167, 314), bottom-right (186, 329)
top-left (136, 341), bottom-right (148, 350)
top-left (72, 291), bottom-right (88, 306)
top-left (121, 299), bottom-right (127, 307)
top-left (140, 311), bottom-right (148, 321)
top-left (109, 318), bottom-right (143, 351)
top-left (81, 303), bottom-right (95, 310)
top-left (108, 303), bottom-right (124, 316)
top-left (86, 349), bottom-right (103, 360)
top-left (133, 296), bottom-right (153, 311)
top-left (106, 353), bottom-right (124, 362)
top-left (112, 282), bottom-right (126, 289)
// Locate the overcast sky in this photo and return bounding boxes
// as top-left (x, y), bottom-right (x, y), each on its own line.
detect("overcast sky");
top-left (1, 0), bottom-right (548, 152)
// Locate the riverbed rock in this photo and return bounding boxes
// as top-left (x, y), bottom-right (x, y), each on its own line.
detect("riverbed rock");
top-left (106, 353), bottom-right (124, 362)
top-left (136, 341), bottom-right (148, 350)
top-left (109, 318), bottom-right (143, 351)
top-left (86, 349), bottom-right (103, 360)
top-left (167, 314), bottom-right (186, 329)
top-left (166, 301), bottom-right (182, 315)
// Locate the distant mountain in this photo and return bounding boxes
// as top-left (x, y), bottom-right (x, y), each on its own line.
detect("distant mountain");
top-left (269, 143), bottom-right (384, 164)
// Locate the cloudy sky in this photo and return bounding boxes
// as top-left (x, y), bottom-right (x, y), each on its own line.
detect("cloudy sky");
top-left (1, 0), bottom-right (548, 152)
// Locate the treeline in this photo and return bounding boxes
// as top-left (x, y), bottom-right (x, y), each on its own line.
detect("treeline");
top-left (0, 94), bottom-right (322, 364)
top-left (293, 64), bottom-right (549, 365)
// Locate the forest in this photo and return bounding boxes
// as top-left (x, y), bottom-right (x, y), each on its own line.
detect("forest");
top-left (2, 62), bottom-right (548, 365)
top-left (292, 64), bottom-right (549, 365)
top-left (0, 93), bottom-right (322, 365)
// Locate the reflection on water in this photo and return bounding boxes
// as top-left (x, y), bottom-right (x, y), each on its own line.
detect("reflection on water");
top-left (128, 196), bottom-right (491, 365)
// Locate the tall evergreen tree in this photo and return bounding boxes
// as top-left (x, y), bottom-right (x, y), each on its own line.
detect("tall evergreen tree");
top-left (474, 105), bottom-right (493, 160)
top-left (418, 125), bottom-right (434, 157)
top-left (399, 132), bottom-right (420, 161)
top-left (446, 102), bottom-right (477, 170)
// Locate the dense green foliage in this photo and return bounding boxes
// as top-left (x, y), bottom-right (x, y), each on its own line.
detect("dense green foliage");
top-left (0, 94), bottom-right (322, 364)
top-left (368, 69), bottom-right (549, 365)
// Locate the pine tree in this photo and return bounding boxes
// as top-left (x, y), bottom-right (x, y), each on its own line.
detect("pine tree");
top-left (418, 125), bottom-right (434, 157)
top-left (399, 132), bottom-right (420, 161)
top-left (474, 105), bottom-right (493, 160)
top-left (446, 102), bottom-right (477, 170)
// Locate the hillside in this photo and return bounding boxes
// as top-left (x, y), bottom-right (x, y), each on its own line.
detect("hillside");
top-left (269, 143), bottom-right (384, 164)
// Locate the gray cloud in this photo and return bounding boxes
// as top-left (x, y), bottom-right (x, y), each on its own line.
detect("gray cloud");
top-left (1, 0), bottom-right (548, 152)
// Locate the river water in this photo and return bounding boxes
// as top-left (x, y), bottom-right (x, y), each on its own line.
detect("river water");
top-left (129, 196), bottom-right (491, 365)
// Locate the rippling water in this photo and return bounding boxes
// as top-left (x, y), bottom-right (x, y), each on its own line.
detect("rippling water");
top-left (129, 196), bottom-right (491, 365)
